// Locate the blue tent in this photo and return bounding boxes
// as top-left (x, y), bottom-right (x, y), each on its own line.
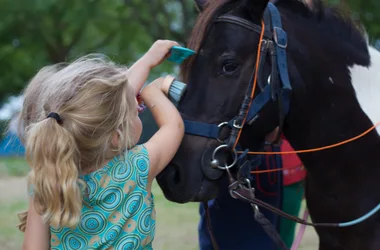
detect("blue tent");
top-left (0, 132), bottom-right (25, 157)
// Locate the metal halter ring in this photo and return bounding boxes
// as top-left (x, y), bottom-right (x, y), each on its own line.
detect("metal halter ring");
top-left (211, 144), bottom-right (238, 170)
top-left (217, 122), bottom-right (229, 143)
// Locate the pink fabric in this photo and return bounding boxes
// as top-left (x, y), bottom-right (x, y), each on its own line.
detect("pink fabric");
top-left (280, 139), bottom-right (307, 186)
top-left (290, 209), bottom-right (309, 250)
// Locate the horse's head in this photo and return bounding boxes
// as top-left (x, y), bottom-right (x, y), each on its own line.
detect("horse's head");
top-left (157, 0), bottom-right (372, 203)
top-left (157, 0), bottom-right (283, 203)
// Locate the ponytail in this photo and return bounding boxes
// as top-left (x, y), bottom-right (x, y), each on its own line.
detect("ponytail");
top-left (25, 116), bottom-right (83, 227)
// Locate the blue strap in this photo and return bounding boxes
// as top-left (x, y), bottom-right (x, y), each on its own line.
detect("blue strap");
top-left (281, 89), bottom-right (291, 115)
top-left (267, 3), bottom-right (292, 91)
top-left (338, 203), bottom-right (380, 227)
top-left (184, 120), bottom-right (221, 139)
top-left (246, 84), bottom-right (272, 123)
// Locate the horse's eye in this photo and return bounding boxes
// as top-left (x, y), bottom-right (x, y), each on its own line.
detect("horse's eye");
top-left (222, 61), bottom-right (238, 74)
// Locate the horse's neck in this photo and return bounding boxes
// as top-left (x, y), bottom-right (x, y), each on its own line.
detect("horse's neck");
top-left (284, 45), bottom-right (380, 167)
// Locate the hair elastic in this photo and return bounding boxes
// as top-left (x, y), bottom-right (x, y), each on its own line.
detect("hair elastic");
top-left (47, 112), bottom-right (63, 124)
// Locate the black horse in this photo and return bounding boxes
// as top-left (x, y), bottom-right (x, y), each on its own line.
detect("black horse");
top-left (157, 0), bottom-right (380, 249)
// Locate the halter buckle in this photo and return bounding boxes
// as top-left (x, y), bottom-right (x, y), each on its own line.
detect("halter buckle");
top-left (233, 120), bottom-right (243, 129)
top-left (273, 27), bottom-right (288, 49)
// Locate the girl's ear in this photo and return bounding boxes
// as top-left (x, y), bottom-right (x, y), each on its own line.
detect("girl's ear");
top-left (111, 131), bottom-right (120, 149)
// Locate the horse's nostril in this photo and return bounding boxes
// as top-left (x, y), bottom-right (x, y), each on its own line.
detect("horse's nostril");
top-left (173, 167), bottom-right (180, 185)
top-left (168, 163), bottom-right (181, 185)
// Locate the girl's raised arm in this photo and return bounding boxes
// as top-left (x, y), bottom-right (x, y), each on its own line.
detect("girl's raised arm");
top-left (141, 77), bottom-right (184, 183)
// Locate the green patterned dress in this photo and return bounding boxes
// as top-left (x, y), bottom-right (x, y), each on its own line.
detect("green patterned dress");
top-left (46, 144), bottom-right (156, 249)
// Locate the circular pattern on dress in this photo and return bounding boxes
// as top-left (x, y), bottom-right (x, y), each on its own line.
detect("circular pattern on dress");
top-left (78, 211), bottom-right (107, 235)
top-left (123, 192), bottom-right (143, 217)
top-left (61, 232), bottom-right (87, 250)
top-left (97, 186), bottom-right (123, 211)
top-left (112, 160), bottom-right (132, 182)
top-left (114, 234), bottom-right (141, 250)
top-left (133, 155), bottom-right (149, 175)
top-left (137, 207), bottom-right (152, 236)
top-left (103, 225), bottom-right (122, 243)
top-left (50, 224), bottom-right (65, 235)
top-left (133, 156), bottom-right (148, 188)
top-left (86, 177), bottom-right (98, 201)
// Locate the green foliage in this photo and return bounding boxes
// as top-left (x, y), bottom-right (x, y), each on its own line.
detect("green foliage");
top-left (326, 0), bottom-right (380, 46)
top-left (0, 0), bottom-right (197, 106)
top-left (0, 0), bottom-right (379, 108)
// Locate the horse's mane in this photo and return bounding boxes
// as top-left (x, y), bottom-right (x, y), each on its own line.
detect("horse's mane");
top-left (180, 0), bottom-right (369, 81)
top-left (180, 0), bottom-right (232, 81)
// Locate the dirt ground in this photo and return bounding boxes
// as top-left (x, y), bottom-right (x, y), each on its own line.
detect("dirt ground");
top-left (0, 177), bottom-right (319, 249)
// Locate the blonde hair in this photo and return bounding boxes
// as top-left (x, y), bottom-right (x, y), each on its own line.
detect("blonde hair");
top-left (18, 54), bottom-right (137, 229)
top-left (16, 63), bottom-right (68, 144)
top-left (17, 63), bottom-right (66, 232)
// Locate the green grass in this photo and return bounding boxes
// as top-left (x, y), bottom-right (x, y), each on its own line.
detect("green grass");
top-left (0, 200), bottom-right (28, 250)
top-left (0, 158), bottom-right (317, 249)
top-left (0, 180), bottom-right (199, 250)
top-left (0, 157), bottom-right (29, 177)
top-left (0, 157), bottom-right (199, 249)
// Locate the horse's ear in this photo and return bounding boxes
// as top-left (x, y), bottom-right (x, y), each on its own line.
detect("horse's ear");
top-left (194, 0), bottom-right (208, 12)
top-left (241, 0), bottom-right (270, 18)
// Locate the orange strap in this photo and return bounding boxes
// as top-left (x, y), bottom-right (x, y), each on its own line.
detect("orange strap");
top-left (249, 122), bottom-right (380, 174)
top-left (232, 20), bottom-right (266, 150)
top-left (242, 121), bottom-right (380, 156)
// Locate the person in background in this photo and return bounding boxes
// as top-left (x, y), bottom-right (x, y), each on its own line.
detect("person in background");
top-left (265, 128), bottom-right (307, 248)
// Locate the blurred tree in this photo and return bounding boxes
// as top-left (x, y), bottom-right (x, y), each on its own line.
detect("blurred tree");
top-left (0, 0), bottom-right (379, 106)
top-left (327, 0), bottom-right (380, 47)
top-left (0, 0), bottom-right (198, 106)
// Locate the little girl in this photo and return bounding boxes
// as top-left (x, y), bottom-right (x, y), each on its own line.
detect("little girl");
top-left (19, 40), bottom-right (184, 249)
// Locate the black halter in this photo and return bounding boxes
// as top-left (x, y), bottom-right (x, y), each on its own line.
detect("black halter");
top-left (183, 3), bottom-right (292, 171)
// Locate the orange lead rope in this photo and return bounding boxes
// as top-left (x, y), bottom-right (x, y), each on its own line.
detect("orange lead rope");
top-left (249, 122), bottom-right (380, 174)
top-left (242, 121), bottom-right (380, 156)
top-left (232, 20), bottom-right (266, 150)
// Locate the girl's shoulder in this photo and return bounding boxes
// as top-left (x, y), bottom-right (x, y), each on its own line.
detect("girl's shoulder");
top-left (126, 144), bottom-right (149, 159)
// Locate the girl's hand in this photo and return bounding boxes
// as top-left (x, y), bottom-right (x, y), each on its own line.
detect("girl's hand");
top-left (149, 75), bottom-right (175, 96)
top-left (142, 40), bottom-right (180, 68)
top-left (127, 40), bottom-right (179, 93)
